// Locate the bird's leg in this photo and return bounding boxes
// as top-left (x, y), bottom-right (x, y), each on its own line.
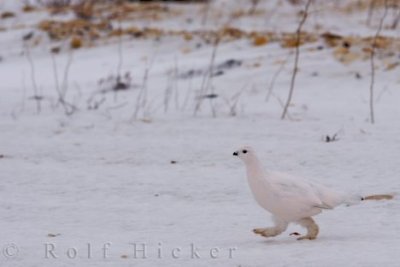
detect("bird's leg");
top-left (253, 217), bottom-right (288, 238)
top-left (296, 217), bottom-right (319, 240)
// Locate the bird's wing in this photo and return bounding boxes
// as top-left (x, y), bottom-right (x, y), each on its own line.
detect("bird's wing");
top-left (308, 182), bottom-right (348, 208)
top-left (267, 171), bottom-right (346, 209)
top-left (267, 172), bottom-right (333, 209)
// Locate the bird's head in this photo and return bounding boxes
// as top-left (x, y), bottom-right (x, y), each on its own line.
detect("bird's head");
top-left (232, 146), bottom-right (256, 163)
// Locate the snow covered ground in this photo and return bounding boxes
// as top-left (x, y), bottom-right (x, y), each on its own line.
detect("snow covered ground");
top-left (1, 0), bottom-right (400, 266)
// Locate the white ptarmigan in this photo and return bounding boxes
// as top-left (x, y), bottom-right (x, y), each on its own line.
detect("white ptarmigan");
top-left (233, 146), bottom-right (393, 240)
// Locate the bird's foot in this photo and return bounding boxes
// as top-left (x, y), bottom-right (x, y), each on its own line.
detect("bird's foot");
top-left (253, 228), bottom-right (265, 235)
top-left (296, 217), bottom-right (319, 241)
top-left (253, 227), bottom-right (279, 238)
top-left (297, 235), bottom-right (317, 241)
top-left (290, 232), bottom-right (316, 240)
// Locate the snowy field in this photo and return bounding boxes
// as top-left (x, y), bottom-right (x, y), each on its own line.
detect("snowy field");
top-left (1, 0), bottom-right (400, 266)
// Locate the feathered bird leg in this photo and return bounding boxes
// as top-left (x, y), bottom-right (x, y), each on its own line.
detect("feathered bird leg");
top-left (296, 217), bottom-right (319, 240)
top-left (253, 217), bottom-right (288, 238)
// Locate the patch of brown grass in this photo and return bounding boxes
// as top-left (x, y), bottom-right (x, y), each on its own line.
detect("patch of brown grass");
top-left (1, 11), bottom-right (16, 19)
top-left (38, 19), bottom-right (111, 41)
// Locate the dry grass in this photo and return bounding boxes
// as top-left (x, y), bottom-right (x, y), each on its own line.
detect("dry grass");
top-left (30, 0), bottom-right (400, 71)
top-left (1, 11), bottom-right (16, 19)
top-left (37, 17), bottom-right (400, 70)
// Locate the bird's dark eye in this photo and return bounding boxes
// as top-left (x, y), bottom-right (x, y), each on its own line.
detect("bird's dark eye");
top-left (242, 150), bottom-right (247, 154)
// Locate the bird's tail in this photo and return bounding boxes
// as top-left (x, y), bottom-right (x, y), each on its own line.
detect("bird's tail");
top-left (343, 193), bottom-right (395, 206)
top-left (361, 194), bottom-right (395, 201)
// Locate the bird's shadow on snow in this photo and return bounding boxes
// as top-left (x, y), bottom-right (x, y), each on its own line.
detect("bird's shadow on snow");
top-left (252, 234), bottom-right (373, 246)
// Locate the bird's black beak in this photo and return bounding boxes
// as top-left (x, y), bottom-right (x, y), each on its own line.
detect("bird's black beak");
top-left (233, 151), bottom-right (238, 156)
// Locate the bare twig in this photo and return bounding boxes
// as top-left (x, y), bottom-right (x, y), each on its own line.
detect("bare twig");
top-left (266, 54), bottom-right (290, 102)
top-left (87, 96), bottom-right (106, 110)
top-left (52, 51), bottom-right (76, 115)
top-left (51, 53), bottom-right (61, 103)
top-left (367, 0), bottom-right (376, 26)
top-left (61, 51), bottom-right (73, 99)
top-left (116, 20), bottom-right (123, 79)
top-left (281, 0), bottom-right (312, 120)
top-left (390, 3), bottom-right (400, 29)
top-left (11, 72), bottom-right (28, 120)
top-left (24, 44), bottom-right (42, 114)
top-left (369, 0), bottom-right (389, 124)
top-left (132, 59), bottom-right (153, 121)
top-left (272, 93), bottom-right (293, 121)
top-left (194, 33), bottom-right (221, 116)
top-left (103, 102), bottom-right (128, 120)
top-left (164, 58), bottom-right (180, 114)
top-left (249, 0), bottom-right (261, 15)
top-left (323, 128), bottom-right (343, 143)
top-left (113, 18), bottom-right (124, 102)
top-left (164, 69), bottom-right (174, 113)
top-left (376, 85), bottom-right (390, 103)
top-left (208, 85), bottom-right (217, 117)
top-left (201, 0), bottom-right (212, 25)
top-left (182, 77), bottom-right (193, 111)
top-left (223, 86), bottom-right (245, 116)
top-left (61, 51), bottom-right (75, 112)
top-left (173, 57), bottom-right (180, 111)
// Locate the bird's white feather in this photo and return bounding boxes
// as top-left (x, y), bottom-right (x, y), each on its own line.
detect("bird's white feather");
top-left (235, 146), bottom-right (359, 222)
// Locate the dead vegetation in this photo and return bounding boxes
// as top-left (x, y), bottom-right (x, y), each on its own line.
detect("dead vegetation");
top-left (37, 18), bottom-right (400, 53)
top-left (35, 19), bottom-right (400, 75)
top-left (322, 33), bottom-right (400, 68)
top-left (1, 11), bottom-right (16, 19)
top-left (37, 1), bottom-right (177, 20)
top-left (281, 0), bottom-right (312, 120)
top-left (29, 0), bottom-right (400, 74)
top-left (11, 0), bottom-right (400, 119)
top-left (38, 19), bottom-right (111, 41)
